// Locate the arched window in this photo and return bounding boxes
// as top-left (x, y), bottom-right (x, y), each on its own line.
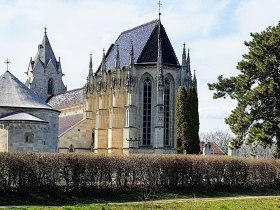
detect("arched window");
top-left (48, 78), bottom-right (54, 95)
top-left (25, 132), bottom-right (34, 143)
top-left (142, 77), bottom-right (152, 145)
top-left (164, 78), bottom-right (170, 146)
top-left (69, 144), bottom-right (74, 152)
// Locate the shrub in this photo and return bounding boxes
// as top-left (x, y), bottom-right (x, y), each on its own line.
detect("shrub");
top-left (0, 153), bottom-right (280, 195)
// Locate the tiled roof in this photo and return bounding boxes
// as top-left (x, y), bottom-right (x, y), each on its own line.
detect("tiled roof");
top-left (34, 32), bottom-right (58, 69)
top-left (0, 112), bottom-right (47, 123)
top-left (58, 114), bottom-right (84, 135)
top-left (0, 71), bottom-right (56, 111)
top-left (200, 142), bottom-right (226, 155)
top-left (48, 88), bottom-right (84, 109)
top-left (97, 20), bottom-right (179, 72)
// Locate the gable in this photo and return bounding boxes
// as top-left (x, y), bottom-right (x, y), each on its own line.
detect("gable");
top-left (97, 20), bottom-right (179, 72)
top-left (138, 23), bottom-right (179, 66)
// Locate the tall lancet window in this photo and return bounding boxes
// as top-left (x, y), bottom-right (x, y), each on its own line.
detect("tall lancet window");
top-left (143, 77), bottom-right (152, 145)
top-left (164, 78), bottom-right (170, 146)
top-left (48, 78), bottom-right (54, 95)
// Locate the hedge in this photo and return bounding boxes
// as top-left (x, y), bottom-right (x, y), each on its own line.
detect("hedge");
top-left (0, 153), bottom-right (280, 195)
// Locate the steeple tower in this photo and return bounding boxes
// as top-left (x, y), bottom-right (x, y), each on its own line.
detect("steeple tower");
top-left (25, 28), bottom-right (66, 101)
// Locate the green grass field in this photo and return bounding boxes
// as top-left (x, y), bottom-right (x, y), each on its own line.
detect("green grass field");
top-left (1, 190), bottom-right (280, 210)
top-left (3, 197), bottom-right (280, 210)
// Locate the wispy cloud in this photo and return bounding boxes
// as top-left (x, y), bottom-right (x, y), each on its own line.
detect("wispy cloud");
top-left (0, 0), bottom-right (279, 132)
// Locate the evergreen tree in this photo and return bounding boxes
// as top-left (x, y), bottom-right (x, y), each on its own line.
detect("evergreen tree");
top-left (176, 86), bottom-right (200, 154)
top-left (208, 22), bottom-right (280, 156)
top-left (176, 86), bottom-right (187, 153)
top-left (189, 87), bottom-right (200, 154)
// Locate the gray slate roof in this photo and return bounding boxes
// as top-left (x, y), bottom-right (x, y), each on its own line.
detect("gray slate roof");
top-left (58, 114), bottom-right (84, 135)
top-left (34, 32), bottom-right (58, 69)
top-left (98, 19), bottom-right (179, 72)
top-left (0, 71), bottom-right (56, 110)
top-left (48, 88), bottom-right (84, 109)
top-left (0, 112), bottom-right (47, 123)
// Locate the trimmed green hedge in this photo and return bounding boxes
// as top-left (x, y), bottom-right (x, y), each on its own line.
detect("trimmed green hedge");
top-left (0, 153), bottom-right (279, 195)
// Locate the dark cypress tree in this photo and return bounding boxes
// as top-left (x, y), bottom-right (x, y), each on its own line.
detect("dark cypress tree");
top-left (176, 86), bottom-right (187, 153)
top-left (189, 87), bottom-right (200, 154)
top-left (184, 87), bottom-right (192, 153)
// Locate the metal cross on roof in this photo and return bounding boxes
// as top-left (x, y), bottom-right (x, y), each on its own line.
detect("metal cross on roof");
top-left (44, 27), bottom-right (47, 34)
top-left (4, 59), bottom-right (11, 71)
top-left (158, 0), bottom-right (162, 18)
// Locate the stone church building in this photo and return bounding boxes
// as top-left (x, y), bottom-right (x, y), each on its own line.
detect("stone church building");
top-left (0, 71), bottom-right (59, 152)
top-left (26, 18), bottom-right (197, 154)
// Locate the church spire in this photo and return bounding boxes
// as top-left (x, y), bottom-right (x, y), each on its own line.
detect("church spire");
top-left (115, 44), bottom-right (121, 69)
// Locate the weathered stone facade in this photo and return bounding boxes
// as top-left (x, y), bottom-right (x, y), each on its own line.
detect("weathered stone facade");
top-left (81, 20), bottom-right (197, 154)
top-left (26, 30), bottom-right (66, 101)
top-left (38, 19), bottom-right (197, 154)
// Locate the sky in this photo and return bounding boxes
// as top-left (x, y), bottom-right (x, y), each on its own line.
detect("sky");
top-left (0, 0), bottom-right (280, 133)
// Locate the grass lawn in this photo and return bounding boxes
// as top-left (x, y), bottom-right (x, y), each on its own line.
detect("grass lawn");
top-left (3, 198), bottom-right (280, 210)
top-left (1, 190), bottom-right (280, 210)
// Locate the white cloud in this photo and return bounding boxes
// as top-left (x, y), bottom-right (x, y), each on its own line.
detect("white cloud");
top-left (1, 0), bottom-right (280, 132)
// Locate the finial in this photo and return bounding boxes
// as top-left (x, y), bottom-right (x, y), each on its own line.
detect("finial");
top-left (89, 53), bottom-right (93, 75)
top-left (4, 59), bottom-right (11, 71)
top-left (183, 43), bottom-right (186, 49)
top-left (130, 40), bottom-right (134, 67)
top-left (101, 49), bottom-right (106, 73)
top-left (115, 44), bottom-right (121, 69)
top-left (158, 0), bottom-right (162, 20)
top-left (44, 27), bottom-right (47, 35)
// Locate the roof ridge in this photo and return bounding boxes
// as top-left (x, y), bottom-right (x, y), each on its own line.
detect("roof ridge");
top-left (120, 19), bottom-right (159, 35)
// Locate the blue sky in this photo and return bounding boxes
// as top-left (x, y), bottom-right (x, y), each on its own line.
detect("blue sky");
top-left (1, 0), bottom-right (280, 133)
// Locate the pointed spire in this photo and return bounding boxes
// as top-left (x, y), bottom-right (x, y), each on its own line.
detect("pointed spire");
top-left (182, 43), bottom-right (187, 67)
top-left (129, 40), bottom-right (134, 67)
top-left (115, 44), bottom-right (121, 69)
top-left (157, 21), bottom-right (163, 83)
top-left (89, 53), bottom-right (93, 75)
top-left (101, 48), bottom-right (106, 73)
top-left (187, 48), bottom-right (191, 74)
top-left (193, 69), bottom-right (197, 85)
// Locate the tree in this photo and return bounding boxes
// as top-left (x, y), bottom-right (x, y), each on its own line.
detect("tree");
top-left (176, 86), bottom-right (200, 154)
top-left (187, 87), bottom-right (200, 154)
top-left (176, 87), bottom-right (187, 153)
top-left (208, 22), bottom-right (280, 156)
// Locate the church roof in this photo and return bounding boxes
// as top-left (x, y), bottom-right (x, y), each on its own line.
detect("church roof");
top-left (0, 71), bottom-right (56, 111)
top-left (48, 88), bottom-right (84, 109)
top-left (0, 112), bottom-right (47, 123)
top-left (97, 19), bottom-right (179, 72)
top-left (34, 31), bottom-right (58, 69)
top-left (58, 114), bottom-right (84, 135)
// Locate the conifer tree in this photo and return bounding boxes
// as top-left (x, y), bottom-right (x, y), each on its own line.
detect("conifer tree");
top-left (176, 86), bottom-right (187, 153)
top-left (208, 22), bottom-right (280, 157)
top-left (189, 87), bottom-right (200, 154)
top-left (176, 86), bottom-right (200, 154)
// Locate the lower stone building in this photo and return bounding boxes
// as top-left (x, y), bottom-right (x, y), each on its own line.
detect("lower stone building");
top-left (0, 70), bottom-right (59, 152)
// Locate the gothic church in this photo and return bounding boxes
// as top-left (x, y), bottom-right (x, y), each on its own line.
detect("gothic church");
top-left (26, 18), bottom-right (197, 154)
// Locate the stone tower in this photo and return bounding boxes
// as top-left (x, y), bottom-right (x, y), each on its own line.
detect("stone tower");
top-left (25, 28), bottom-right (66, 101)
